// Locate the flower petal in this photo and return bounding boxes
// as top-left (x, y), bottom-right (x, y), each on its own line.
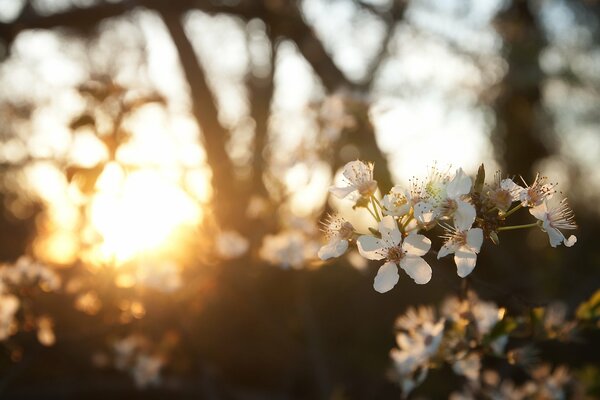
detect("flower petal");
top-left (373, 261), bottom-right (399, 293)
top-left (379, 215), bottom-right (402, 246)
top-left (402, 233), bottom-right (431, 257)
top-left (414, 201), bottom-right (435, 225)
top-left (545, 225), bottom-right (565, 248)
top-left (399, 256), bottom-right (432, 284)
top-left (317, 239), bottom-right (348, 260)
top-left (342, 160), bottom-right (372, 183)
top-left (446, 168), bottom-right (472, 199)
top-left (529, 201), bottom-right (548, 221)
top-left (454, 247), bottom-right (477, 278)
top-left (466, 228), bottom-right (483, 253)
top-left (454, 200), bottom-right (476, 231)
top-left (329, 185), bottom-right (356, 199)
top-left (501, 178), bottom-right (525, 201)
top-left (357, 235), bottom-right (387, 260)
top-left (565, 235), bottom-right (577, 247)
top-left (437, 241), bottom-right (458, 259)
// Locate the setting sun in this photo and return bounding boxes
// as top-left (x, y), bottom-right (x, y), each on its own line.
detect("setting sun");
top-left (85, 162), bottom-right (203, 266)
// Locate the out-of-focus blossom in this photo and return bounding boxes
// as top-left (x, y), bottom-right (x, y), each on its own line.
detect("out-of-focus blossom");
top-left (132, 354), bottom-right (164, 388)
top-left (111, 335), bottom-right (165, 388)
top-left (0, 256), bottom-right (61, 292)
top-left (318, 214), bottom-right (354, 260)
top-left (452, 352), bottom-right (481, 382)
top-left (357, 216), bottom-right (432, 291)
top-left (246, 195), bottom-right (270, 219)
top-left (329, 160), bottom-right (377, 199)
top-left (75, 290), bottom-right (102, 315)
top-left (390, 310), bottom-right (444, 396)
top-left (0, 294), bottom-right (19, 340)
top-left (36, 316), bottom-right (56, 346)
top-left (529, 198), bottom-right (577, 247)
top-left (216, 230), bottom-right (249, 260)
top-left (259, 231), bottom-right (317, 269)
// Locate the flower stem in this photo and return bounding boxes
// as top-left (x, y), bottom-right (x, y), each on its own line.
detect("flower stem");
top-left (503, 203), bottom-right (523, 218)
top-left (497, 222), bottom-right (539, 231)
top-left (370, 196), bottom-right (381, 222)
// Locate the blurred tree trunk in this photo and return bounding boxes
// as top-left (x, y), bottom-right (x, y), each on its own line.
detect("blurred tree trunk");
top-left (492, 0), bottom-right (551, 181)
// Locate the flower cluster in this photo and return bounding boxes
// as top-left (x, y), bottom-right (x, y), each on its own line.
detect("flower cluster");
top-left (390, 292), bottom-right (507, 395)
top-left (389, 291), bottom-right (585, 397)
top-left (105, 334), bottom-right (166, 388)
top-left (320, 161), bottom-right (577, 292)
top-left (0, 257), bottom-right (60, 344)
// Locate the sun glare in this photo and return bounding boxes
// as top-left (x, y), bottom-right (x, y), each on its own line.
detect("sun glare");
top-left (85, 162), bottom-right (202, 266)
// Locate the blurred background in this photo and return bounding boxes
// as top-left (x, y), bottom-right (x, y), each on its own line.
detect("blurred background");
top-left (0, 0), bottom-right (598, 398)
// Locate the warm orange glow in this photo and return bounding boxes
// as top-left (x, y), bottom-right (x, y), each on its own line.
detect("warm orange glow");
top-left (84, 162), bottom-right (203, 266)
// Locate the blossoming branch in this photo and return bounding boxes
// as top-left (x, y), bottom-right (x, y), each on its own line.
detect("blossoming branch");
top-left (319, 160), bottom-right (577, 293)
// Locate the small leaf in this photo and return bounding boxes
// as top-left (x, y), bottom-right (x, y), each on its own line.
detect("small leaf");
top-left (489, 231), bottom-right (500, 245)
top-left (474, 163), bottom-right (485, 194)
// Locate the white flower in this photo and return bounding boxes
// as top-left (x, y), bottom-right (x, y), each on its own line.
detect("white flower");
top-left (329, 160), bottom-right (377, 199)
top-left (390, 318), bottom-right (444, 395)
top-left (437, 224), bottom-right (484, 278)
top-left (395, 306), bottom-right (437, 332)
top-left (318, 215), bottom-right (354, 260)
top-left (414, 168), bottom-right (476, 229)
top-left (500, 178), bottom-right (525, 201)
top-left (216, 230), bottom-right (249, 259)
top-left (442, 168), bottom-right (476, 229)
top-left (520, 174), bottom-right (556, 207)
top-left (486, 175), bottom-right (524, 212)
top-left (452, 352), bottom-right (481, 382)
top-left (382, 186), bottom-right (411, 217)
top-left (357, 216), bottom-right (432, 292)
top-left (471, 295), bottom-right (503, 335)
top-left (529, 198), bottom-right (577, 248)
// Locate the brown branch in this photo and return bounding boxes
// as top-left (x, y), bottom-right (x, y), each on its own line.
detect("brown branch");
top-left (247, 40), bottom-right (276, 197)
top-left (269, 3), bottom-right (355, 92)
top-left (158, 9), bottom-right (238, 224)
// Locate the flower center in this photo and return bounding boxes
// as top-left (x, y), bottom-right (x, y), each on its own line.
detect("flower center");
top-left (387, 246), bottom-right (405, 263)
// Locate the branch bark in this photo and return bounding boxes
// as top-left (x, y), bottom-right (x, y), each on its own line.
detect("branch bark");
top-left (159, 9), bottom-right (238, 224)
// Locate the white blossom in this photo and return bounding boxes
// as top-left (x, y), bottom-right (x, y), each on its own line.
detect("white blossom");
top-left (357, 216), bottom-right (432, 292)
top-left (318, 215), bottom-right (354, 260)
top-left (391, 318), bottom-right (444, 395)
top-left (437, 224), bottom-right (484, 278)
top-left (0, 294), bottom-right (19, 340)
top-left (329, 160), bottom-right (377, 199)
top-left (519, 174), bottom-right (556, 207)
top-left (529, 197), bottom-right (577, 248)
top-left (382, 186), bottom-right (411, 217)
top-left (452, 352), bottom-right (481, 382)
